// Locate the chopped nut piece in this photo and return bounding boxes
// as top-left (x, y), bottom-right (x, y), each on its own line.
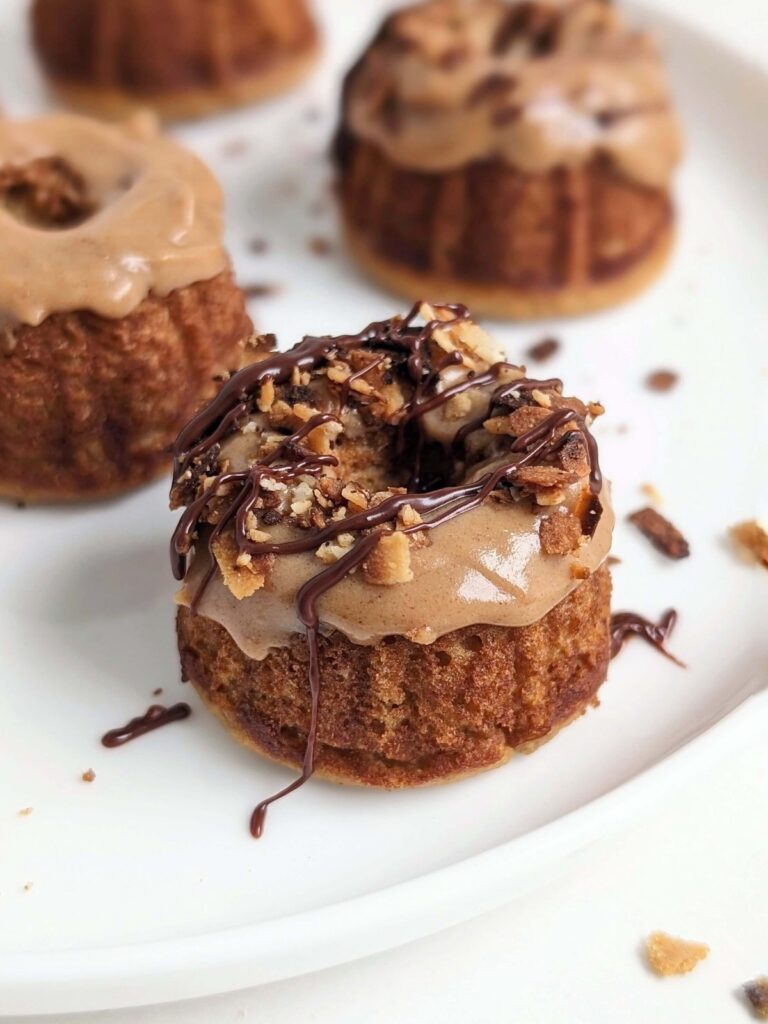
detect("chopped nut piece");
top-left (405, 625), bottom-right (436, 644)
top-left (645, 931), bottom-right (709, 976)
top-left (628, 507), bottom-right (690, 560)
top-left (531, 388), bottom-right (552, 408)
top-left (327, 363), bottom-right (350, 384)
top-left (316, 533), bottom-right (356, 564)
top-left (540, 510), bottom-right (582, 555)
top-left (363, 531), bottom-right (413, 585)
top-left (342, 483), bottom-right (369, 510)
top-left (745, 977), bottom-right (768, 1018)
top-left (81, 769), bottom-right (96, 783)
top-left (257, 379), bottom-right (275, 413)
top-left (213, 534), bottom-right (273, 599)
top-left (398, 503), bottom-right (422, 528)
top-left (443, 391), bottom-right (473, 420)
top-left (569, 562), bottom-right (590, 579)
top-left (731, 520), bottom-right (768, 568)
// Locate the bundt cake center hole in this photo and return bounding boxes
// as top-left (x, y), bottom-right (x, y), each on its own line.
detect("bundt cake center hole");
top-left (0, 156), bottom-right (96, 229)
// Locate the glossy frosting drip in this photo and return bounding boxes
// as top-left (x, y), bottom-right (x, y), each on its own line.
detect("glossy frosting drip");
top-left (0, 114), bottom-right (227, 326)
top-left (179, 491), bottom-right (613, 658)
top-left (172, 302), bottom-right (612, 653)
top-left (343, 0), bottom-right (682, 187)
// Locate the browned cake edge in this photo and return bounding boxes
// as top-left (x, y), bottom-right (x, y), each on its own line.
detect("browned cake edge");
top-left (177, 565), bottom-right (612, 788)
top-left (43, 40), bottom-right (319, 122)
top-left (343, 215), bottom-right (675, 321)
top-left (0, 272), bottom-right (253, 503)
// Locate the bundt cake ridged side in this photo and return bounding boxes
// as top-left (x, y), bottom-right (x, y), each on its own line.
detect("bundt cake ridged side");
top-left (177, 565), bottom-right (612, 788)
top-left (32, 0), bottom-right (319, 119)
top-left (0, 273), bottom-right (252, 502)
top-left (337, 136), bottom-right (674, 319)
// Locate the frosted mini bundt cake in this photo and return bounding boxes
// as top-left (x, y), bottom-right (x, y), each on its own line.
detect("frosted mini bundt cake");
top-left (32, 0), bottom-right (319, 120)
top-left (0, 114), bottom-right (255, 502)
top-left (170, 303), bottom-right (614, 833)
top-left (336, 0), bottom-right (682, 319)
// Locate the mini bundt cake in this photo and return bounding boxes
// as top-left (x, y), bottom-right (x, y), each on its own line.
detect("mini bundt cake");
top-left (31, 0), bottom-right (319, 121)
top-left (0, 114), bottom-right (256, 503)
top-left (335, 0), bottom-right (682, 320)
top-left (170, 302), bottom-right (614, 835)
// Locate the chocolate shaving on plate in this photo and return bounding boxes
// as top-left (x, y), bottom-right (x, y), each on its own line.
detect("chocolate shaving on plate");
top-left (646, 369), bottom-right (679, 392)
top-left (526, 337), bottom-right (561, 363)
top-left (628, 507), bottom-right (690, 559)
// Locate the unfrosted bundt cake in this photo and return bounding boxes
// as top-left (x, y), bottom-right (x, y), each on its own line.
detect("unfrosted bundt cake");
top-left (31, 0), bottom-right (319, 121)
top-left (335, 0), bottom-right (683, 320)
top-left (170, 302), bottom-right (614, 835)
top-left (0, 113), bottom-right (258, 503)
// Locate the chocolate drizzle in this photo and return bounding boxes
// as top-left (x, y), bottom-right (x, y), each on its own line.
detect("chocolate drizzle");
top-left (101, 703), bottom-right (192, 748)
top-left (170, 302), bottom-right (605, 836)
top-left (609, 610), bottom-right (683, 666)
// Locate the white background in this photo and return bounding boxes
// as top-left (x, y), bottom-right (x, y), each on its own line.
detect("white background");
top-left (2, 0), bottom-right (767, 1021)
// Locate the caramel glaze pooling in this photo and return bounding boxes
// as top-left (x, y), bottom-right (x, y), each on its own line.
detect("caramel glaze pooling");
top-left (342, 0), bottom-right (682, 188)
top-left (170, 302), bottom-right (611, 835)
top-left (0, 114), bottom-right (227, 327)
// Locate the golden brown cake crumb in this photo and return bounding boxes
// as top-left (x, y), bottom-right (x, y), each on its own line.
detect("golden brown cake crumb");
top-left (731, 521), bottom-right (768, 568)
top-left (18, 807), bottom-right (33, 817)
top-left (640, 482), bottom-right (663, 505)
top-left (81, 769), bottom-right (96, 783)
top-left (23, 882), bottom-right (33, 892)
top-left (645, 931), bottom-right (709, 976)
top-left (628, 507), bottom-right (690, 559)
top-left (745, 977), bottom-right (768, 1018)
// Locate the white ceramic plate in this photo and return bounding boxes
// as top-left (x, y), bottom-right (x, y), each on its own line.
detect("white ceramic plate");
top-left (1, 0), bottom-right (767, 1015)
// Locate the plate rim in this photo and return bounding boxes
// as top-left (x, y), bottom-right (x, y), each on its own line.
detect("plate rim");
top-left (2, 691), bottom-right (766, 1016)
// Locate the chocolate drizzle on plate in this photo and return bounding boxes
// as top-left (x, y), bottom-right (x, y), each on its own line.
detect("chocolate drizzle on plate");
top-left (609, 609), bottom-right (684, 666)
top-left (101, 703), bottom-right (191, 748)
top-left (170, 302), bottom-right (604, 837)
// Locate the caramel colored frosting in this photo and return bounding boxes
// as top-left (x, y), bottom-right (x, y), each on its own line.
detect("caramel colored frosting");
top-left (172, 303), bottom-right (614, 661)
top-left (342, 0), bottom-right (682, 188)
top-left (178, 486), bottom-right (613, 659)
top-left (0, 114), bottom-right (227, 327)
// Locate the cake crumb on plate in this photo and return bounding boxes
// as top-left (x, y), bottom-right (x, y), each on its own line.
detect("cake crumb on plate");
top-left (645, 931), bottom-right (709, 976)
top-left (730, 521), bottom-right (768, 568)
